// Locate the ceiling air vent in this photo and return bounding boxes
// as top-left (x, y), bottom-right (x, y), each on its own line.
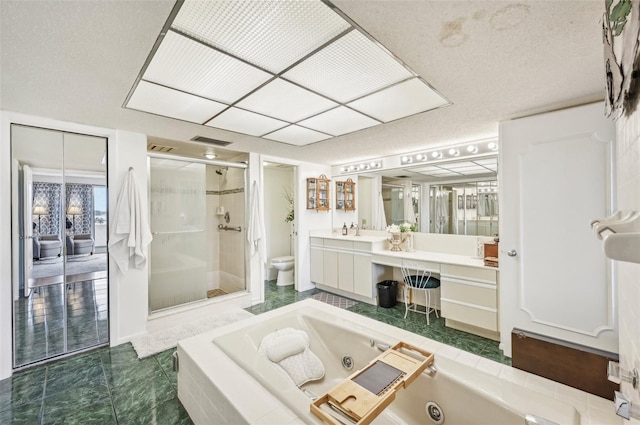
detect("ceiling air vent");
top-left (147, 143), bottom-right (175, 153)
top-left (191, 136), bottom-right (232, 147)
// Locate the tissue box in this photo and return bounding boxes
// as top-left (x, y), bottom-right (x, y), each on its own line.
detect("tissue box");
top-left (484, 243), bottom-right (498, 258)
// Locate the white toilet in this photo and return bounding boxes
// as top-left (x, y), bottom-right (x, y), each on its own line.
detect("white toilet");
top-left (271, 256), bottom-right (295, 286)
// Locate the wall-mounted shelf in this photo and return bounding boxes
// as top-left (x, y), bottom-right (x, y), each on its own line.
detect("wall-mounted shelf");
top-left (307, 175), bottom-right (330, 211)
top-left (591, 211), bottom-right (640, 264)
top-left (336, 178), bottom-right (356, 211)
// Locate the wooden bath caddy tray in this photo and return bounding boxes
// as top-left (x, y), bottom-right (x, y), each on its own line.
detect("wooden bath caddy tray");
top-left (310, 342), bottom-right (434, 425)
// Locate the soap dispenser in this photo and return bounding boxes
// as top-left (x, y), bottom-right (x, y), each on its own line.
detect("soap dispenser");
top-left (342, 223), bottom-right (347, 236)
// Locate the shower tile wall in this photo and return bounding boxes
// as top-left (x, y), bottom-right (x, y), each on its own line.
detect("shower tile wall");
top-left (219, 167), bottom-right (245, 293)
top-left (206, 167), bottom-right (221, 291)
top-left (206, 166), bottom-right (245, 294)
top-left (616, 107), bottom-right (640, 425)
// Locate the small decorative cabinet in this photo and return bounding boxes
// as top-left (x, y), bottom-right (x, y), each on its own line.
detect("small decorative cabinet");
top-left (307, 175), bottom-right (330, 211)
top-left (336, 178), bottom-right (356, 211)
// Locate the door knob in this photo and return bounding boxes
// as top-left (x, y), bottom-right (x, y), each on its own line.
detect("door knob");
top-left (507, 249), bottom-right (517, 257)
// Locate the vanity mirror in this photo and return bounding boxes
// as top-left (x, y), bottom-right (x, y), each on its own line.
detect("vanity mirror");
top-left (356, 154), bottom-right (498, 236)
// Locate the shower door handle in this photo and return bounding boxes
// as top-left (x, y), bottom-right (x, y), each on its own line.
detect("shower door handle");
top-left (506, 249), bottom-right (517, 257)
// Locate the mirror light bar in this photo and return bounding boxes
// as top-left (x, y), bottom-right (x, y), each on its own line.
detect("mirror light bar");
top-left (337, 140), bottom-right (498, 174)
top-left (340, 161), bottom-right (382, 173)
top-left (125, 0), bottom-right (450, 146)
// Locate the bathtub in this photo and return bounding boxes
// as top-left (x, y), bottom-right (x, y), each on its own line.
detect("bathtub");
top-left (177, 300), bottom-right (618, 425)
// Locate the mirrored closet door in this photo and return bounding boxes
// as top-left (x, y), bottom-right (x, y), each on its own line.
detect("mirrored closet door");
top-left (11, 124), bottom-right (109, 368)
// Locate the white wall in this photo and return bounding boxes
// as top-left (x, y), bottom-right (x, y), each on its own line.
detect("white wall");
top-left (615, 108), bottom-right (640, 424)
top-left (108, 130), bottom-right (149, 345)
top-left (264, 166), bottom-right (293, 281)
top-left (247, 153), bottom-right (264, 305)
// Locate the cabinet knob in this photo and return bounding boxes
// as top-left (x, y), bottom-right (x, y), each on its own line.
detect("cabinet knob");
top-left (506, 249), bottom-right (518, 257)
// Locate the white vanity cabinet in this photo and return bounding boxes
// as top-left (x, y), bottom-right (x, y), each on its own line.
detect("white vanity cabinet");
top-left (440, 264), bottom-right (499, 340)
top-left (310, 238), bottom-right (324, 285)
top-left (310, 237), bottom-right (381, 303)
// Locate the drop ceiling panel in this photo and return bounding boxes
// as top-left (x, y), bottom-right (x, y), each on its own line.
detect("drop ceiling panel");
top-left (348, 78), bottom-right (449, 122)
top-left (171, 0), bottom-right (352, 73)
top-left (456, 168), bottom-right (494, 175)
top-left (143, 31), bottom-right (272, 104)
top-left (127, 80), bottom-right (227, 123)
top-left (419, 171), bottom-right (460, 177)
top-left (205, 107), bottom-right (288, 136)
top-left (297, 106), bottom-right (379, 136)
top-left (474, 158), bottom-right (498, 166)
top-left (264, 125), bottom-right (331, 146)
top-left (236, 78), bottom-right (337, 122)
top-left (410, 166), bottom-right (445, 173)
top-left (439, 161), bottom-right (477, 170)
top-left (283, 30), bottom-right (413, 103)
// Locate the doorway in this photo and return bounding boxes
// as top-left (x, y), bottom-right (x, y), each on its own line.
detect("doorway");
top-left (11, 124), bottom-right (109, 368)
top-left (263, 162), bottom-right (296, 284)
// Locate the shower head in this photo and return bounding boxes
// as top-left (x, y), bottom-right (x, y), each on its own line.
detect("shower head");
top-left (215, 167), bottom-right (228, 176)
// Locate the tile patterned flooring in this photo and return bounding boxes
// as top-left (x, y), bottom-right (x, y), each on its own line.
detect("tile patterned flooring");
top-left (14, 279), bottom-right (109, 367)
top-left (2, 280), bottom-right (509, 424)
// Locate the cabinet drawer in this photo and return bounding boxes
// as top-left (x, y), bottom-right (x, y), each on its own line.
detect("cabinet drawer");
top-left (310, 237), bottom-right (324, 247)
top-left (441, 300), bottom-right (497, 331)
top-left (324, 239), bottom-right (353, 250)
top-left (441, 278), bottom-right (496, 309)
top-left (441, 264), bottom-right (496, 284)
top-left (402, 259), bottom-right (440, 273)
top-left (371, 255), bottom-right (402, 267)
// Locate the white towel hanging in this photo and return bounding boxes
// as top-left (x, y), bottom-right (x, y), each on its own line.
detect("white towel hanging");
top-left (108, 167), bottom-right (153, 273)
top-left (247, 180), bottom-right (266, 262)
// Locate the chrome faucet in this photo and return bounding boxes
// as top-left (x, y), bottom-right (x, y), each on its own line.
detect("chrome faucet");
top-left (355, 224), bottom-right (360, 236)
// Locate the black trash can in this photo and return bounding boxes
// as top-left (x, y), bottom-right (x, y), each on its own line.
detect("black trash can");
top-left (377, 280), bottom-right (398, 308)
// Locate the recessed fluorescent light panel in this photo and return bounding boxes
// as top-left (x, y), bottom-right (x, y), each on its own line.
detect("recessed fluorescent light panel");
top-left (124, 0), bottom-right (450, 146)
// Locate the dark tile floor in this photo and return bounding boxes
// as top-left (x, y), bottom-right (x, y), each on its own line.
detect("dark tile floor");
top-left (0, 343), bottom-right (190, 425)
top-left (14, 279), bottom-right (109, 367)
top-left (2, 280), bottom-right (509, 424)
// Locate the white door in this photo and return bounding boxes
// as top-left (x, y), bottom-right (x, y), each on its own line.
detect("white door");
top-left (499, 102), bottom-right (617, 357)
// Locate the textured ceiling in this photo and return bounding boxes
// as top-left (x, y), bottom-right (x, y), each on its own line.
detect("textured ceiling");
top-left (0, 1), bottom-right (605, 165)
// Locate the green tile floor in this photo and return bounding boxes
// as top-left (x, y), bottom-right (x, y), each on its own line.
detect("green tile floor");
top-left (1, 281), bottom-right (509, 424)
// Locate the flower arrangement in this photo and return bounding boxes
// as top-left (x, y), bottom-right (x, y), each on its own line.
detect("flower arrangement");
top-left (400, 222), bottom-right (417, 232)
top-left (283, 186), bottom-right (294, 223)
top-left (386, 224), bottom-right (400, 233)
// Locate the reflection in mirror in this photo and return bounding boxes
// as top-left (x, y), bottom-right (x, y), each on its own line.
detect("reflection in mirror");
top-left (11, 124), bottom-right (108, 367)
top-left (356, 154), bottom-right (498, 235)
top-left (429, 180), bottom-right (498, 235)
top-left (382, 184), bottom-right (404, 226)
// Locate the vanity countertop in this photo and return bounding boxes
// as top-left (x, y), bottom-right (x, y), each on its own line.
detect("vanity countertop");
top-left (309, 233), bottom-right (388, 243)
top-left (309, 233), bottom-right (496, 271)
top-left (370, 249), bottom-right (491, 270)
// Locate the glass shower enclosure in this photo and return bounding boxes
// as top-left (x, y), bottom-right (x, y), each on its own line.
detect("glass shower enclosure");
top-left (148, 155), bottom-right (246, 313)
